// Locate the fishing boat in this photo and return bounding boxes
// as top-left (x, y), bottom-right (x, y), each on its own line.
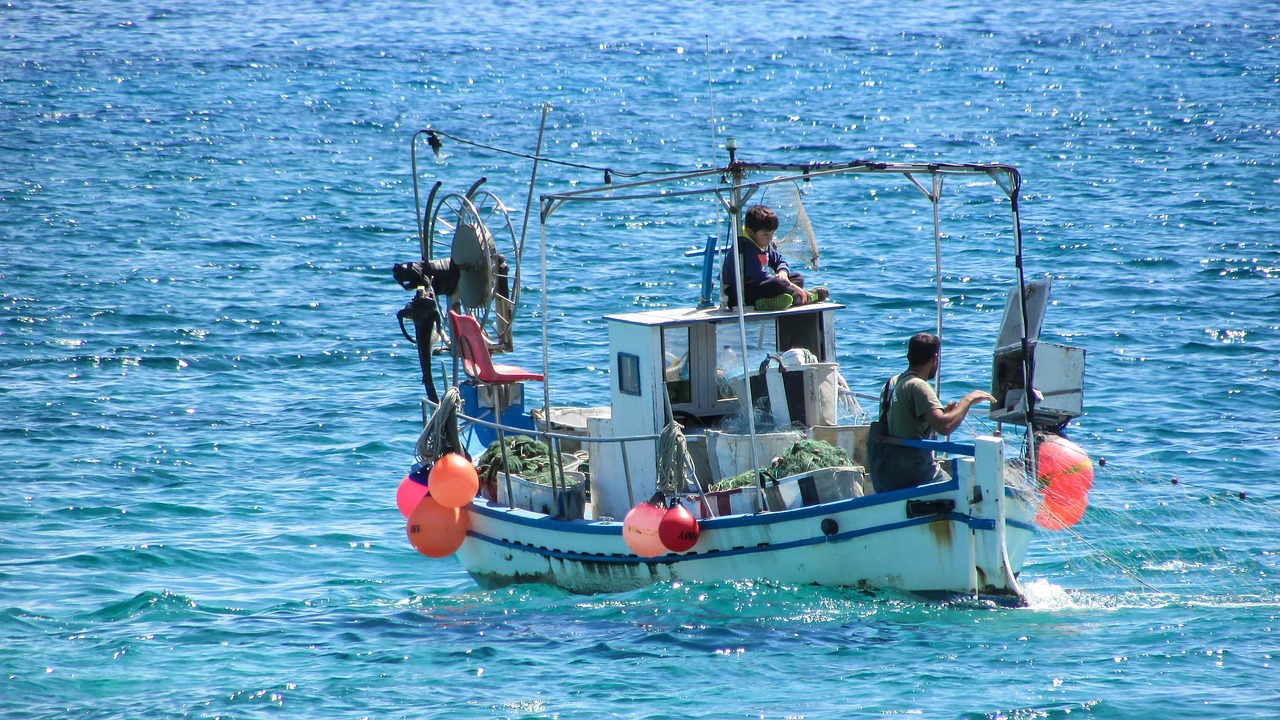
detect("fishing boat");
top-left (390, 121), bottom-right (1091, 605)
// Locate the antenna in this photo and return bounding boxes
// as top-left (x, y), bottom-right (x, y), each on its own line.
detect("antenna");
top-left (704, 36), bottom-right (718, 168)
top-left (704, 36), bottom-right (727, 309)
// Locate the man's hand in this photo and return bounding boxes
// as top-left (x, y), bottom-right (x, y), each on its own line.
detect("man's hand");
top-left (964, 390), bottom-right (996, 406)
top-left (927, 390), bottom-right (996, 436)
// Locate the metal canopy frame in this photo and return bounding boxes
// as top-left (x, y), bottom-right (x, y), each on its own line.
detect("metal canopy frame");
top-left (532, 156), bottom-right (1038, 494)
top-left (540, 160), bottom-right (1021, 218)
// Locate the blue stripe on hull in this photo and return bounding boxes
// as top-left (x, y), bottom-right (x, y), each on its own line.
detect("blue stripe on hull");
top-left (466, 476), bottom-right (972, 533)
top-left (465, 509), bottom-right (1002, 566)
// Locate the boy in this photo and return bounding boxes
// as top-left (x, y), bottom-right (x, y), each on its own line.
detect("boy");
top-left (721, 205), bottom-right (827, 311)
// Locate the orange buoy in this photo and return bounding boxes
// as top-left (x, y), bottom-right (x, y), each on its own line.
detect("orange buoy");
top-left (658, 502), bottom-right (700, 552)
top-left (406, 495), bottom-right (468, 557)
top-left (622, 493), bottom-right (668, 558)
top-left (395, 465), bottom-right (431, 518)
top-left (428, 453), bottom-right (479, 509)
top-left (1034, 434), bottom-right (1094, 530)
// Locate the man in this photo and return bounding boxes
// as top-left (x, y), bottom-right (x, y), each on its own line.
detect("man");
top-left (721, 205), bottom-right (827, 311)
top-left (874, 332), bottom-right (995, 491)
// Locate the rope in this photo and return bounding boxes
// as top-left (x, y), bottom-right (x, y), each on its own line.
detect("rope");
top-left (656, 392), bottom-right (704, 499)
top-left (656, 418), bottom-right (690, 498)
top-left (416, 387), bottom-right (465, 465)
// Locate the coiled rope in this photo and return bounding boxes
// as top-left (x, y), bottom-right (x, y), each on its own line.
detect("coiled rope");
top-left (656, 395), bottom-right (704, 499)
top-left (416, 387), bottom-right (466, 465)
top-left (655, 420), bottom-right (689, 498)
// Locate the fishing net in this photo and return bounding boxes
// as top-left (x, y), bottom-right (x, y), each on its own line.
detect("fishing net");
top-left (476, 435), bottom-right (582, 487)
top-left (758, 180), bottom-right (820, 271)
top-left (711, 438), bottom-right (851, 491)
top-left (1022, 455), bottom-right (1280, 606)
top-left (951, 413), bottom-right (1278, 605)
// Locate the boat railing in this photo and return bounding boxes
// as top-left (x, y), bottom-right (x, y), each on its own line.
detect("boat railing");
top-left (428, 398), bottom-right (990, 520)
top-left (878, 436), bottom-right (977, 457)
top-left (424, 398), bottom-right (665, 519)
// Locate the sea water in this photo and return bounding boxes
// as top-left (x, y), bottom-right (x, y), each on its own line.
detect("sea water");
top-left (2, 1), bottom-right (1278, 717)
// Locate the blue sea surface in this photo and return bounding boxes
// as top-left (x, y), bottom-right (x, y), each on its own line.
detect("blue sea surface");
top-left (3, 1), bottom-right (1278, 717)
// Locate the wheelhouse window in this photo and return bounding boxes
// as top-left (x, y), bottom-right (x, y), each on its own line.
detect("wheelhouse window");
top-left (617, 352), bottom-right (641, 397)
top-left (661, 326), bottom-right (690, 404)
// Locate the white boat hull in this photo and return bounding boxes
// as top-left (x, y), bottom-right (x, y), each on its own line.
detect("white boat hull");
top-left (456, 442), bottom-right (1037, 602)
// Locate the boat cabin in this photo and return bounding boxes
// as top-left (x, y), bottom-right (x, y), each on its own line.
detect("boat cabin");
top-left (586, 301), bottom-right (844, 519)
top-left (606, 301), bottom-right (841, 424)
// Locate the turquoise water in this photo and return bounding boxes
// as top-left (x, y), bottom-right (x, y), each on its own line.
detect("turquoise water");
top-left (3, 1), bottom-right (1278, 717)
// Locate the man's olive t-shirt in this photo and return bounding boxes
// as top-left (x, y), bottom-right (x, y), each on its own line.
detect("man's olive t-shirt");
top-left (887, 374), bottom-right (944, 439)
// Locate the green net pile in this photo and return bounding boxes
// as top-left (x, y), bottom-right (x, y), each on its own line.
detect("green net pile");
top-left (710, 438), bottom-right (851, 492)
top-left (477, 435), bottom-right (579, 486)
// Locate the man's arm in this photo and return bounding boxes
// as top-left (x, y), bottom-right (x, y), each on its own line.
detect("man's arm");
top-left (923, 390), bottom-right (996, 437)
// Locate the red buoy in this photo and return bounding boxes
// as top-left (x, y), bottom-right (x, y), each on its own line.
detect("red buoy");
top-left (1034, 434), bottom-right (1094, 530)
top-left (658, 502), bottom-right (701, 552)
top-left (622, 494), bottom-right (668, 558)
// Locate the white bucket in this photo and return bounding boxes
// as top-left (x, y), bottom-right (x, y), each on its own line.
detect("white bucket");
top-left (811, 424), bottom-right (871, 470)
top-left (763, 466), bottom-right (869, 511)
top-left (495, 470), bottom-right (587, 519)
top-left (704, 428), bottom-right (803, 485)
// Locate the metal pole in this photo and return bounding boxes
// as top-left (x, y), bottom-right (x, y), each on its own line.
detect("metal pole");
top-left (724, 142), bottom-right (764, 512)
top-left (540, 207), bottom-right (551, 431)
top-left (549, 434), bottom-right (562, 519)
top-left (620, 440), bottom-right (636, 508)
top-left (498, 427), bottom-right (514, 508)
top-left (931, 172), bottom-right (944, 398)
top-left (517, 105), bottom-right (550, 275)
top-left (1009, 170), bottom-right (1038, 479)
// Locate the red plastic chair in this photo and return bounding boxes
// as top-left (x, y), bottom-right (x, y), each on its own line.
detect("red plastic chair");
top-left (449, 311), bottom-right (544, 384)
